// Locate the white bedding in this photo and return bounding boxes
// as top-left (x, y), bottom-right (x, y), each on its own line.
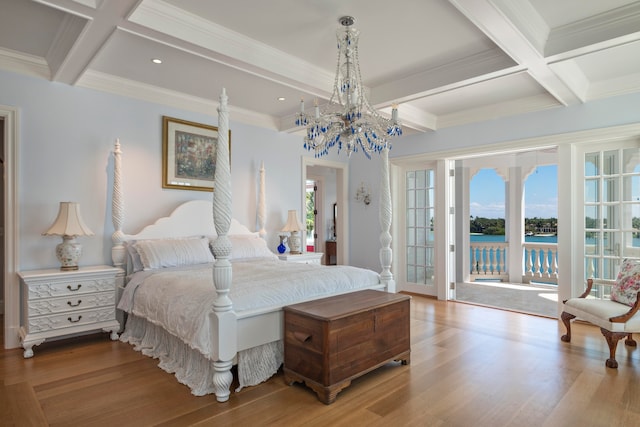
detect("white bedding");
top-left (118, 258), bottom-right (382, 394)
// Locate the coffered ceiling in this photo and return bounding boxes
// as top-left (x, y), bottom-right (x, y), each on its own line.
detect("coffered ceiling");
top-left (1, 0), bottom-right (639, 134)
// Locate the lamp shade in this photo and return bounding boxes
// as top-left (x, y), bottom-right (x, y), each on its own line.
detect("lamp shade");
top-left (281, 210), bottom-right (303, 232)
top-left (43, 202), bottom-right (94, 237)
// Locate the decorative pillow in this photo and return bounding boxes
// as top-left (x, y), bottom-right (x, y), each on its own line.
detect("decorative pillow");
top-left (611, 258), bottom-right (640, 306)
top-left (134, 237), bottom-right (214, 270)
top-left (227, 234), bottom-right (277, 260)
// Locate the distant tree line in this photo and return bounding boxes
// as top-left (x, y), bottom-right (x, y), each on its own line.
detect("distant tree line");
top-left (471, 216), bottom-right (640, 236)
top-left (470, 216), bottom-right (558, 235)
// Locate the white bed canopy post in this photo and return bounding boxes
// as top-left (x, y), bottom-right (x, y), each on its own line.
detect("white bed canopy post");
top-left (379, 146), bottom-right (396, 292)
top-left (209, 88), bottom-right (237, 403)
top-left (257, 161), bottom-right (266, 237)
top-left (111, 139), bottom-right (125, 268)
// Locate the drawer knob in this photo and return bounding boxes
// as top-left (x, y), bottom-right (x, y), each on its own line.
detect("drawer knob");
top-left (293, 331), bottom-right (312, 343)
top-left (67, 284), bottom-right (82, 292)
top-left (67, 300), bottom-right (82, 307)
top-left (67, 315), bottom-right (82, 323)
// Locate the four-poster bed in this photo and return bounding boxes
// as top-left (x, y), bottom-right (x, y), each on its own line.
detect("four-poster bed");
top-left (111, 89), bottom-right (398, 402)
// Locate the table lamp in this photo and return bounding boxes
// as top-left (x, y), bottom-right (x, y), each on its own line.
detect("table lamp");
top-left (281, 210), bottom-right (303, 254)
top-left (42, 202), bottom-right (94, 270)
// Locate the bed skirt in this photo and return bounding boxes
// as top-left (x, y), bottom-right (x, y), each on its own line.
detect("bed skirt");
top-left (119, 314), bottom-right (283, 396)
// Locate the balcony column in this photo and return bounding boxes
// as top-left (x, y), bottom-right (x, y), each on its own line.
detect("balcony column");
top-left (507, 166), bottom-right (525, 282)
top-left (456, 163), bottom-right (471, 283)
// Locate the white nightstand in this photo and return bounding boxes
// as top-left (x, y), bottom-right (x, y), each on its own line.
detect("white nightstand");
top-left (18, 265), bottom-right (121, 358)
top-left (278, 252), bottom-right (324, 264)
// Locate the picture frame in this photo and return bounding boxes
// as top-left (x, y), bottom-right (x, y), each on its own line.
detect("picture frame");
top-left (162, 116), bottom-right (230, 192)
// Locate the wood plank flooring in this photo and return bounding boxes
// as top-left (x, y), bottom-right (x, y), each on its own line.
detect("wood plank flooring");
top-left (2, 295), bottom-right (639, 426)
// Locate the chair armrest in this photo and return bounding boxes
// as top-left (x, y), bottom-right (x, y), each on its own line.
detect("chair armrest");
top-left (577, 278), bottom-right (594, 299)
top-left (610, 291), bottom-right (640, 323)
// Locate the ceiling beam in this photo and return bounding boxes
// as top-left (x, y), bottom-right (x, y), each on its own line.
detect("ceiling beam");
top-left (448, 0), bottom-right (583, 107)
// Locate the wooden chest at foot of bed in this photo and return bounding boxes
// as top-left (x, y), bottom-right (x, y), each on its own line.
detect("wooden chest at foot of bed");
top-left (283, 289), bottom-right (411, 404)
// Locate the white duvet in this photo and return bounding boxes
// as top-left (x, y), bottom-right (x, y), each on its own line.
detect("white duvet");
top-left (118, 259), bottom-right (382, 361)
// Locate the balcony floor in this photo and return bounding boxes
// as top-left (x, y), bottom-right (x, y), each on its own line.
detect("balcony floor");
top-left (455, 280), bottom-right (559, 318)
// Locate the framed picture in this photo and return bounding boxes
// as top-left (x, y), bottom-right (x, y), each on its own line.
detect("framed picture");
top-left (162, 116), bottom-right (230, 192)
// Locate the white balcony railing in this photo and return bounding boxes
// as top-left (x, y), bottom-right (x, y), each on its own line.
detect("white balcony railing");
top-left (469, 241), bottom-right (558, 284)
top-left (469, 242), bottom-right (508, 281)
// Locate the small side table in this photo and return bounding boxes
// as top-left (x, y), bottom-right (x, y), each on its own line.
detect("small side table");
top-left (278, 252), bottom-right (324, 264)
top-left (18, 265), bottom-right (121, 358)
top-left (325, 241), bottom-right (337, 265)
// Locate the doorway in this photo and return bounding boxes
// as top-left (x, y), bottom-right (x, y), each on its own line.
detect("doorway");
top-left (303, 158), bottom-right (348, 265)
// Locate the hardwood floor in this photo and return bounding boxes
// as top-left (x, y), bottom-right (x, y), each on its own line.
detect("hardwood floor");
top-left (2, 296), bottom-right (639, 426)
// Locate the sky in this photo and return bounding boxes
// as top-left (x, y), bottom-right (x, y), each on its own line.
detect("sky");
top-left (469, 165), bottom-right (558, 219)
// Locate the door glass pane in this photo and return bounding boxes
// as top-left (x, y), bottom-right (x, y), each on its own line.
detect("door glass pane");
top-left (602, 231), bottom-right (617, 256)
top-left (585, 178), bottom-right (599, 203)
top-left (585, 232), bottom-right (599, 255)
top-left (585, 153), bottom-right (599, 176)
top-left (603, 178), bottom-right (618, 202)
top-left (622, 231), bottom-right (640, 257)
top-left (623, 148), bottom-right (640, 173)
top-left (603, 205), bottom-right (618, 229)
top-left (407, 171), bottom-right (415, 189)
top-left (407, 189), bottom-right (415, 207)
top-left (407, 208), bottom-right (415, 227)
top-left (623, 176), bottom-right (640, 201)
top-left (585, 205), bottom-right (599, 229)
top-left (602, 258), bottom-right (618, 280)
top-left (603, 150), bottom-right (618, 175)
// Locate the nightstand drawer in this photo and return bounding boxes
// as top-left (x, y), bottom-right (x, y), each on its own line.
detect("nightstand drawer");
top-left (27, 307), bottom-right (117, 333)
top-left (27, 291), bottom-right (115, 316)
top-left (27, 277), bottom-right (115, 300)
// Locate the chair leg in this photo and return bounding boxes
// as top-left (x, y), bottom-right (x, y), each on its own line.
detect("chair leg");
top-left (600, 328), bottom-right (629, 369)
top-left (625, 333), bottom-right (636, 347)
top-left (560, 311), bottom-right (575, 342)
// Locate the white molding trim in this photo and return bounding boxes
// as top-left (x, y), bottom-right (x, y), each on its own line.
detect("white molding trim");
top-left (128, 0), bottom-right (334, 92)
top-left (0, 48), bottom-right (50, 80)
top-left (76, 70), bottom-right (280, 130)
top-left (1, 105), bottom-right (19, 349)
top-left (392, 122), bottom-right (640, 165)
top-left (546, 3), bottom-right (640, 57)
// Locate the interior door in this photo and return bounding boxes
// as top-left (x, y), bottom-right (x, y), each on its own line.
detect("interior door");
top-left (400, 166), bottom-right (438, 296)
top-left (577, 141), bottom-right (640, 297)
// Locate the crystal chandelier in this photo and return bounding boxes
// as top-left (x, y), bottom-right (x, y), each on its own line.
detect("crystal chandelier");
top-left (296, 16), bottom-right (402, 158)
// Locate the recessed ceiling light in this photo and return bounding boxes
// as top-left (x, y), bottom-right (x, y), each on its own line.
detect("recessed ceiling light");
top-left (277, 97), bottom-right (286, 101)
top-left (151, 58), bottom-right (162, 64)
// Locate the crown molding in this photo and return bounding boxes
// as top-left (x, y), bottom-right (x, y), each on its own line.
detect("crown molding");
top-left (0, 48), bottom-right (50, 80)
top-left (546, 3), bottom-right (640, 56)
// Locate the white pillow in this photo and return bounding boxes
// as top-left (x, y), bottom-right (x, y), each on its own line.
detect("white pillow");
top-left (124, 241), bottom-right (144, 273)
top-left (134, 237), bottom-right (214, 270)
top-left (227, 234), bottom-right (277, 260)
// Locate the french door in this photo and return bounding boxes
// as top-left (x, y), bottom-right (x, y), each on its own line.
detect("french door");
top-left (400, 166), bottom-right (438, 296)
top-left (577, 141), bottom-right (640, 296)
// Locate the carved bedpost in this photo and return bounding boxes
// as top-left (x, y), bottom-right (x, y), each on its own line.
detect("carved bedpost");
top-left (379, 146), bottom-right (396, 292)
top-left (111, 139), bottom-right (126, 268)
top-left (258, 161), bottom-right (266, 237)
top-left (210, 88), bottom-right (237, 402)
